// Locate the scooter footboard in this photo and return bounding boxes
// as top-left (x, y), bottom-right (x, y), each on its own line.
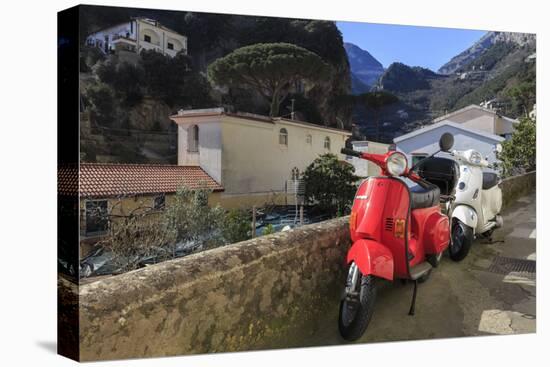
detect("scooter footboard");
top-left (347, 239), bottom-right (394, 281)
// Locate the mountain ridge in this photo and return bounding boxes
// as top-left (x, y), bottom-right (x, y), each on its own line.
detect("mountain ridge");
top-left (344, 42), bottom-right (385, 92)
top-left (438, 31), bottom-right (536, 75)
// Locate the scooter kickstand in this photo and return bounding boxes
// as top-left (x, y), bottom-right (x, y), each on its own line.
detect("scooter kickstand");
top-left (408, 280), bottom-right (418, 316)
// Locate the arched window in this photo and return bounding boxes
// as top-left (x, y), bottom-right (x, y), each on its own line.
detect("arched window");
top-left (279, 128), bottom-right (288, 146)
top-left (306, 134), bottom-right (312, 145)
top-left (188, 125), bottom-right (199, 152)
top-left (324, 136), bottom-right (331, 150)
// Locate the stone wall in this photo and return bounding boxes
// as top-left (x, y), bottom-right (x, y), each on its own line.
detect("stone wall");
top-left (59, 171), bottom-right (536, 361)
top-left (501, 171), bottom-right (536, 208)
top-left (73, 217), bottom-right (350, 361)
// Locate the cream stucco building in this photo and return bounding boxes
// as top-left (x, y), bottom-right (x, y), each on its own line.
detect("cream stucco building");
top-left (170, 108), bottom-right (352, 207)
top-left (86, 17), bottom-right (187, 57)
top-left (345, 140), bottom-right (390, 177)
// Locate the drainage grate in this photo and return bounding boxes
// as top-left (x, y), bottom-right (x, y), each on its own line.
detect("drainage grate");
top-left (487, 256), bottom-right (536, 275)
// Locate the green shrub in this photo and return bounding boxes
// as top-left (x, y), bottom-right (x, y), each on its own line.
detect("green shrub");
top-left (302, 153), bottom-right (360, 216)
top-left (164, 186), bottom-right (225, 248)
top-left (262, 224), bottom-right (275, 236)
top-left (500, 117), bottom-right (536, 177)
top-left (222, 208), bottom-right (251, 244)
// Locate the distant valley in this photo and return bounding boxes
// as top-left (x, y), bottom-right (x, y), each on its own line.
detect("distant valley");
top-left (345, 32), bottom-right (536, 143)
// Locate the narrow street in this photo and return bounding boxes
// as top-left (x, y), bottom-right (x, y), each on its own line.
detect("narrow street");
top-left (306, 192), bottom-right (536, 345)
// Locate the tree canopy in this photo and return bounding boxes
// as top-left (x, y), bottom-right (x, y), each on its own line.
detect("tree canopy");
top-left (207, 42), bottom-right (331, 117)
top-left (355, 91), bottom-right (399, 141)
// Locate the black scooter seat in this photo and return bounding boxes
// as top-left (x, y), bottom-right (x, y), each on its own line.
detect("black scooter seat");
top-left (482, 172), bottom-right (499, 190)
top-left (410, 184), bottom-right (440, 209)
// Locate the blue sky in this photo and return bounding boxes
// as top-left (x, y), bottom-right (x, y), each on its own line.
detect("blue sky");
top-left (336, 21), bottom-right (487, 72)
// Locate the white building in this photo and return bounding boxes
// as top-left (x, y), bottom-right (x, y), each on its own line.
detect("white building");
top-left (344, 141), bottom-right (390, 177)
top-left (170, 108), bottom-right (352, 207)
top-left (433, 104), bottom-right (518, 139)
top-left (394, 120), bottom-right (504, 169)
top-left (85, 17), bottom-right (187, 58)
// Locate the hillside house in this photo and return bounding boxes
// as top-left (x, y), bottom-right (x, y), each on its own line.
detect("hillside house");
top-left (433, 104), bottom-right (518, 139)
top-left (85, 17), bottom-right (187, 57)
top-left (394, 120), bottom-right (504, 169)
top-left (170, 108), bottom-right (352, 207)
top-left (58, 163), bottom-right (223, 257)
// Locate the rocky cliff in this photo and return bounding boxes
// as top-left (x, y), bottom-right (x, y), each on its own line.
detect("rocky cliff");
top-left (344, 42), bottom-right (385, 92)
top-left (438, 31), bottom-right (536, 75)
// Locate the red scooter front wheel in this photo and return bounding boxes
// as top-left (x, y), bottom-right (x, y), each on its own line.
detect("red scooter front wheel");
top-left (338, 263), bottom-right (377, 341)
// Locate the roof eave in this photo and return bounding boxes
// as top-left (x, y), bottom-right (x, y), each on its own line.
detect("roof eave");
top-left (394, 120), bottom-right (506, 143)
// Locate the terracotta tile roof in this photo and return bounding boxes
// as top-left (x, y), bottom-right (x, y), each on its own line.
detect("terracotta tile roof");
top-left (58, 163), bottom-right (223, 198)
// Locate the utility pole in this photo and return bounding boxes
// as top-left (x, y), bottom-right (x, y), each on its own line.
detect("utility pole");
top-left (290, 98), bottom-right (295, 120)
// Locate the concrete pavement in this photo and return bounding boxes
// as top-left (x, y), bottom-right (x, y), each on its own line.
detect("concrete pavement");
top-left (301, 191), bottom-right (536, 346)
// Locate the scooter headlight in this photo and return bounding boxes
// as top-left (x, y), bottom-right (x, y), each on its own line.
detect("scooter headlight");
top-left (468, 151), bottom-right (482, 165)
top-left (386, 152), bottom-right (408, 176)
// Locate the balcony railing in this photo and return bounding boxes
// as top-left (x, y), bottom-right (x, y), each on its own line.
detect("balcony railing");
top-left (112, 34), bottom-right (136, 42)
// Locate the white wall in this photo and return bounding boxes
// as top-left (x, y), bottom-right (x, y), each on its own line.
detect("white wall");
top-left (177, 122), bottom-right (222, 183)
top-left (220, 116), bottom-right (350, 195)
top-left (396, 125), bottom-right (503, 168)
top-left (137, 19), bottom-right (187, 56)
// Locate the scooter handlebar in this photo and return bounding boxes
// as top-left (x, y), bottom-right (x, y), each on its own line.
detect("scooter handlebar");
top-left (341, 148), bottom-right (363, 158)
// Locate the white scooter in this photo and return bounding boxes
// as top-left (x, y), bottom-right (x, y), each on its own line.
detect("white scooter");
top-left (447, 146), bottom-right (503, 260)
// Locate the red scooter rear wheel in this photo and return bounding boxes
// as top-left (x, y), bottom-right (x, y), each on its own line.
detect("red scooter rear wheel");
top-left (338, 266), bottom-right (377, 341)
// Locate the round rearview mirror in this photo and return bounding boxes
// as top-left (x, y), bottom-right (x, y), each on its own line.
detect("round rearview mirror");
top-left (439, 133), bottom-right (454, 152)
top-left (495, 143), bottom-right (503, 154)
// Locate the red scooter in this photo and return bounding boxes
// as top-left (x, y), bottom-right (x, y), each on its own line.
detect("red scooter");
top-left (338, 133), bottom-right (457, 341)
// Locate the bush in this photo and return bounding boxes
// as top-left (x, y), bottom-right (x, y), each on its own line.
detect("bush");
top-left (140, 50), bottom-right (194, 106)
top-left (222, 209), bottom-right (251, 243)
top-left (101, 212), bottom-right (176, 272)
top-left (499, 117), bottom-right (536, 177)
top-left (302, 153), bottom-right (360, 215)
top-left (98, 186), bottom-right (257, 273)
top-left (164, 186), bottom-right (225, 249)
top-left (95, 58), bottom-right (144, 106)
top-left (262, 224), bottom-right (275, 236)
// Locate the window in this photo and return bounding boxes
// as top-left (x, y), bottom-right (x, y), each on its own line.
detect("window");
top-left (324, 136), bottom-right (331, 150)
top-left (279, 128), bottom-right (288, 146)
top-left (144, 34), bottom-right (151, 43)
top-left (167, 42), bottom-right (174, 50)
top-left (306, 134), bottom-right (312, 145)
top-left (188, 125), bottom-right (199, 152)
top-left (412, 154), bottom-right (428, 167)
top-left (85, 200), bottom-right (108, 235)
top-left (153, 195), bottom-right (166, 210)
